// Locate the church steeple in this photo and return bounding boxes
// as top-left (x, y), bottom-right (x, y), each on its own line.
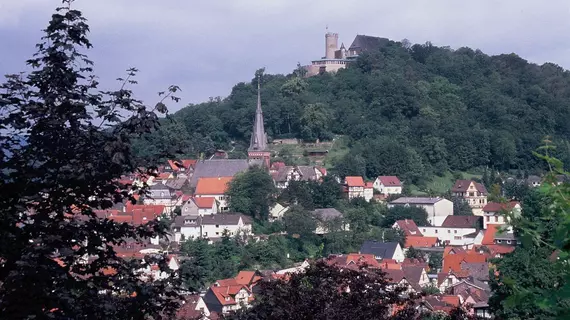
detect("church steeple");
top-left (249, 78), bottom-right (268, 152)
top-left (248, 76), bottom-right (270, 168)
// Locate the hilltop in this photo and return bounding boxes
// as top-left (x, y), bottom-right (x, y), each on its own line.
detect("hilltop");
top-left (133, 39), bottom-right (570, 186)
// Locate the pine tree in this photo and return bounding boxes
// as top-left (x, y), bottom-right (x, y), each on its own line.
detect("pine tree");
top-left (0, 2), bottom-right (181, 318)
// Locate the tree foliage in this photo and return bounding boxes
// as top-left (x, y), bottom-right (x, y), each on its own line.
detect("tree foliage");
top-left (383, 206), bottom-right (429, 227)
top-left (226, 166), bottom-right (277, 220)
top-left (0, 2), bottom-right (180, 318)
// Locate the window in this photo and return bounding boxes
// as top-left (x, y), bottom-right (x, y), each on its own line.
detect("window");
top-left (216, 224), bottom-right (220, 228)
top-left (454, 236), bottom-right (461, 240)
top-left (486, 216), bottom-right (490, 222)
top-left (469, 192), bottom-right (475, 197)
top-left (435, 230), bottom-right (438, 234)
top-left (454, 230), bottom-right (457, 234)
top-left (496, 240), bottom-right (502, 244)
top-left (447, 278), bottom-right (452, 285)
top-left (494, 216), bottom-right (498, 222)
top-left (448, 230), bottom-right (451, 234)
top-left (423, 229), bottom-right (426, 232)
top-left (216, 232), bottom-right (219, 236)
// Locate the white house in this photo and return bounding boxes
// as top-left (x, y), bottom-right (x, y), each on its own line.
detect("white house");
top-left (200, 214), bottom-right (252, 239)
top-left (481, 201), bottom-right (520, 230)
top-left (194, 176), bottom-right (233, 212)
top-left (181, 197), bottom-right (218, 216)
top-left (345, 176), bottom-right (365, 200)
top-left (269, 203), bottom-right (289, 221)
top-left (172, 216), bottom-right (201, 242)
top-left (364, 182), bottom-right (374, 202)
top-left (419, 226), bottom-right (478, 246)
top-left (388, 197), bottom-right (453, 226)
top-left (373, 176), bottom-right (403, 196)
top-left (272, 165), bottom-right (325, 189)
top-left (143, 183), bottom-right (177, 213)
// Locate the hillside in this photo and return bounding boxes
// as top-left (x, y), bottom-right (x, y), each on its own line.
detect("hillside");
top-left (132, 40), bottom-right (570, 185)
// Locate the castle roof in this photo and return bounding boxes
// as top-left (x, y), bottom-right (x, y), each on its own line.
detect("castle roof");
top-left (348, 35), bottom-right (390, 54)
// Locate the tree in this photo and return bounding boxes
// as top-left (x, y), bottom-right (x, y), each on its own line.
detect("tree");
top-left (451, 196), bottom-right (473, 216)
top-left (226, 166), bottom-right (277, 220)
top-left (428, 252), bottom-right (443, 273)
top-left (405, 247), bottom-right (423, 260)
top-left (0, 2), bottom-right (180, 318)
top-left (179, 239), bottom-right (214, 292)
top-left (213, 230), bottom-right (240, 279)
top-left (383, 206), bottom-right (429, 227)
top-left (282, 206), bottom-right (317, 238)
top-left (230, 261), bottom-right (419, 320)
top-left (310, 176), bottom-right (343, 208)
top-left (299, 103), bottom-right (332, 141)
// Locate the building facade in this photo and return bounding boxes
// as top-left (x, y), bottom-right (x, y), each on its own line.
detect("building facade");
top-left (451, 180), bottom-right (488, 216)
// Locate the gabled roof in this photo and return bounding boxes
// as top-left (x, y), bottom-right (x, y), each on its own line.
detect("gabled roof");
top-left (176, 295), bottom-right (206, 319)
top-left (195, 177), bottom-right (233, 195)
top-left (377, 176), bottom-right (402, 186)
top-left (441, 215), bottom-right (482, 229)
top-left (235, 271), bottom-right (259, 285)
top-left (461, 262), bottom-right (490, 281)
top-left (348, 35), bottom-right (390, 54)
top-left (193, 197), bottom-right (216, 209)
top-left (402, 265), bottom-right (425, 288)
top-left (345, 176), bottom-right (365, 187)
top-left (393, 219), bottom-right (422, 236)
top-left (190, 160), bottom-right (248, 188)
top-left (442, 252), bottom-right (487, 273)
top-left (443, 246), bottom-right (466, 257)
top-left (451, 180), bottom-right (488, 194)
top-left (405, 236), bottom-right (438, 248)
top-left (482, 201), bottom-right (520, 213)
top-left (481, 224), bottom-right (501, 245)
top-left (200, 214), bottom-right (251, 226)
top-left (359, 241), bottom-right (399, 259)
top-left (365, 182), bottom-right (374, 189)
top-left (383, 269), bottom-right (406, 284)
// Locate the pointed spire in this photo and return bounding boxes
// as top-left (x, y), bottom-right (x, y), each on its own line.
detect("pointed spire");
top-left (249, 75), bottom-right (267, 152)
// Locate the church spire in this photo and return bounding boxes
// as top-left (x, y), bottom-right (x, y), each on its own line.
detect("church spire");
top-left (249, 76), bottom-right (268, 152)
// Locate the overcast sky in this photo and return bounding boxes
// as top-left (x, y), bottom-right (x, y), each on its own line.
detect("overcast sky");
top-left (2, 0), bottom-right (570, 112)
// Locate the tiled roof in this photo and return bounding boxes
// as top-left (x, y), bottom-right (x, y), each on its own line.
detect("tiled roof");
top-left (443, 246), bottom-right (466, 257)
top-left (190, 159), bottom-right (248, 188)
top-left (345, 176), bottom-right (365, 187)
top-left (402, 265), bottom-right (425, 288)
top-left (365, 182), bottom-right (374, 188)
top-left (176, 295), bottom-right (204, 319)
top-left (393, 219), bottom-right (422, 236)
top-left (451, 180), bottom-right (488, 194)
top-left (195, 177), bottom-right (233, 195)
top-left (235, 271), bottom-right (257, 285)
top-left (404, 236), bottom-right (438, 248)
top-left (345, 254), bottom-right (380, 268)
top-left (193, 197), bottom-right (216, 208)
top-left (384, 269), bottom-right (405, 283)
top-left (482, 224), bottom-right (504, 245)
top-left (443, 252), bottom-right (487, 273)
top-left (483, 201), bottom-right (520, 213)
top-left (360, 241), bottom-right (399, 259)
top-left (441, 215), bottom-right (482, 229)
top-left (441, 295), bottom-right (460, 307)
top-left (377, 176), bottom-right (402, 186)
top-left (200, 213), bottom-right (251, 226)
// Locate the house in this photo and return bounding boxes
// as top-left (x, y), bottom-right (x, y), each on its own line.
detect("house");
top-left (171, 214), bottom-right (253, 242)
top-left (311, 208), bottom-right (350, 234)
top-left (345, 176), bottom-right (366, 200)
top-left (269, 203), bottom-right (289, 221)
top-left (164, 177), bottom-right (191, 193)
top-left (442, 252), bottom-right (486, 274)
top-left (451, 180), bottom-right (488, 216)
top-left (402, 265), bottom-right (430, 291)
top-left (171, 216), bottom-right (201, 242)
top-left (326, 253), bottom-right (380, 270)
top-left (447, 280), bottom-right (491, 318)
top-left (176, 294), bottom-right (210, 320)
top-left (392, 219), bottom-right (422, 236)
top-left (364, 182), bottom-right (374, 202)
top-left (373, 176), bottom-right (403, 196)
top-left (143, 183), bottom-right (177, 213)
top-left (482, 201), bottom-right (520, 229)
top-left (388, 197), bottom-right (453, 226)
top-left (190, 159), bottom-right (249, 188)
top-left (200, 214), bottom-right (253, 240)
top-left (359, 241), bottom-right (405, 262)
top-left (481, 224), bottom-right (518, 247)
top-left (527, 175), bottom-right (542, 187)
top-left (203, 283), bottom-right (253, 314)
top-left (181, 197), bottom-right (218, 216)
top-left (272, 165), bottom-right (325, 189)
top-left (194, 176), bottom-right (233, 212)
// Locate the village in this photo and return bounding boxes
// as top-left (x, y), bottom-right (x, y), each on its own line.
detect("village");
top-left (91, 83), bottom-right (551, 320)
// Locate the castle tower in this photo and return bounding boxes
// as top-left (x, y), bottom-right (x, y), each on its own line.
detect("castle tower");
top-left (248, 77), bottom-right (271, 168)
top-left (325, 32), bottom-right (338, 59)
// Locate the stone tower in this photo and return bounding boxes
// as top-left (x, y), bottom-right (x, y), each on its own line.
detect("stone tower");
top-left (247, 78), bottom-right (270, 168)
top-left (325, 32), bottom-right (338, 59)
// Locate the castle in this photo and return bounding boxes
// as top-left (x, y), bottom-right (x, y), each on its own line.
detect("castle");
top-left (304, 31), bottom-right (390, 77)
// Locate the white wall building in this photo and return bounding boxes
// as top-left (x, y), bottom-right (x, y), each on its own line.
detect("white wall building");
top-left (419, 226), bottom-right (478, 246)
top-left (388, 197), bottom-right (453, 226)
top-left (373, 176), bottom-right (403, 196)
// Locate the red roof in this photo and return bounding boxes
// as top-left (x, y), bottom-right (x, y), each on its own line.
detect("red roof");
top-left (451, 180), bottom-right (488, 194)
top-left (443, 246), bottom-right (466, 257)
top-left (270, 162), bottom-right (286, 171)
top-left (195, 177), bottom-right (233, 195)
top-left (193, 197), bottom-right (216, 208)
top-left (442, 252), bottom-right (487, 273)
top-left (481, 224), bottom-right (501, 245)
top-left (441, 215), bottom-right (481, 228)
top-left (365, 182), bottom-right (374, 188)
top-left (345, 176), bottom-right (365, 187)
top-left (393, 219), bottom-right (422, 236)
top-left (181, 159), bottom-right (197, 169)
top-left (441, 295), bottom-right (461, 307)
top-left (345, 254), bottom-right (380, 268)
top-left (405, 236), bottom-right (438, 248)
top-left (475, 245), bottom-right (515, 256)
top-left (235, 271), bottom-right (258, 285)
top-left (209, 285), bottom-right (250, 306)
top-left (377, 176), bottom-right (402, 186)
top-left (483, 201), bottom-right (520, 213)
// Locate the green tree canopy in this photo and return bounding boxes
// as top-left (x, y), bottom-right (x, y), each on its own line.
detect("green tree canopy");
top-left (226, 166), bottom-right (277, 220)
top-left (383, 206), bottom-right (429, 227)
top-left (282, 206), bottom-right (317, 238)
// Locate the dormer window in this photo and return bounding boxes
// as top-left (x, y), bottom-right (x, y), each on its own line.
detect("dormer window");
top-left (225, 297), bottom-right (230, 301)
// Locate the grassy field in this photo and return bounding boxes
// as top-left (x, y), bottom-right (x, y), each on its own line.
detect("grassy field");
top-left (411, 171), bottom-right (482, 196)
top-left (323, 135), bottom-right (350, 169)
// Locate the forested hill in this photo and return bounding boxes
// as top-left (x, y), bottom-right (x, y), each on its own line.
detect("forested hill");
top-left (133, 40), bottom-right (570, 184)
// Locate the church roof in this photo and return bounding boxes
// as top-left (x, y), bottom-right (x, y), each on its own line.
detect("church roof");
top-left (348, 35), bottom-right (390, 54)
top-left (249, 79), bottom-right (268, 152)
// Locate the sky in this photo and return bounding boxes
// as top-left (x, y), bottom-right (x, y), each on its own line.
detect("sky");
top-left (2, 0), bottom-right (570, 113)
